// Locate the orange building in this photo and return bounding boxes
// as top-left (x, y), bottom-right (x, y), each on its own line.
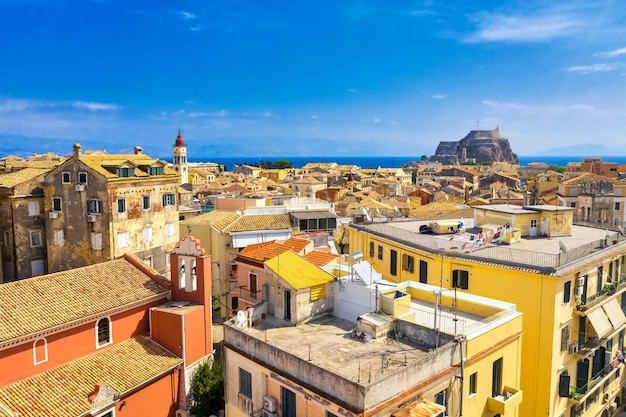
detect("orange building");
top-left (0, 235), bottom-right (213, 417)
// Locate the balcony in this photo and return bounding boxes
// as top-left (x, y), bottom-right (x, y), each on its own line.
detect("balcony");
top-left (568, 363), bottom-right (622, 405)
top-left (486, 386), bottom-right (523, 414)
top-left (574, 277), bottom-right (626, 315)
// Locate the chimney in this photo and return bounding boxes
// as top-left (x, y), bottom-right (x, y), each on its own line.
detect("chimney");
top-left (134, 146), bottom-right (143, 155)
top-left (73, 143), bottom-right (82, 158)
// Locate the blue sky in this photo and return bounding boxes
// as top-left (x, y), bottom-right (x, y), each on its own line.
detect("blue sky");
top-left (1, 0), bottom-right (625, 158)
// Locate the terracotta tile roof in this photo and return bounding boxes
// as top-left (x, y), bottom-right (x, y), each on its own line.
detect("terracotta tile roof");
top-left (282, 237), bottom-right (310, 253)
top-left (0, 337), bottom-right (182, 417)
top-left (238, 240), bottom-right (289, 262)
top-left (303, 251), bottom-right (339, 266)
top-left (222, 214), bottom-right (291, 233)
top-left (561, 172), bottom-right (621, 185)
top-left (78, 153), bottom-right (177, 180)
top-left (391, 398), bottom-right (446, 417)
top-left (0, 258), bottom-right (168, 343)
top-left (181, 209), bottom-right (240, 227)
top-left (0, 168), bottom-right (49, 188)
top-left (265, 251), bottom-right (334, 290)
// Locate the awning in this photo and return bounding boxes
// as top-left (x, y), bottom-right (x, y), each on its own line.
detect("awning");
top-left (587, 308), bottom-right (613, 338)
top-left (603, 299), bottom-right (626, 329)
top-left (290, 211), bottom-right (337, 220)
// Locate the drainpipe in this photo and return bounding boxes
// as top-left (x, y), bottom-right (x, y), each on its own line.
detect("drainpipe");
top-left (457, 335), bottom-right (465, 417)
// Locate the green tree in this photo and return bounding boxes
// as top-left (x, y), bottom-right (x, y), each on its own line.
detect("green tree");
top-left (273, 159), bottom-right (293, 169)
top-left (190, 359), bottom-right (225, 416)
top-left (547, 164), bottom-right (567, 174)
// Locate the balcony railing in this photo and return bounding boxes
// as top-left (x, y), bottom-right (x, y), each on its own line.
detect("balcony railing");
top-left (238, 287), bottom-right (262, 302)
top-left (486, 386), bottom-right (523, 414)
top-left (568, 363), bottom-right (622, 404)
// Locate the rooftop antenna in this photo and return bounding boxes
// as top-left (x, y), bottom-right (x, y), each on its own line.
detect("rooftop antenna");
top-left (476, 118), bottom-right (480, 130)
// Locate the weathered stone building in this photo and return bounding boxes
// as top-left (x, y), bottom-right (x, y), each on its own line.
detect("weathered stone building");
top-left (43, 144), bottom-right (180, 275)
top-left (0, 168), bottom-right (50, 281)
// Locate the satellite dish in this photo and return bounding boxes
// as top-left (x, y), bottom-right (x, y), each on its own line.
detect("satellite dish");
top-left (559, 241), bottom-right (568, 254)
top-left (237, 310), bottom-right (247, 325)
top-left (619, 225), bottom-right (625, 236)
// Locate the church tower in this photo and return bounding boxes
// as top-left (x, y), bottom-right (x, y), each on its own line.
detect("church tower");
top-left (173, 130), bottom-right (188, 185)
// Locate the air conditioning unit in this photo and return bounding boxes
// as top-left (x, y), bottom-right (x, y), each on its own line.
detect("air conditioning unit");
top-left (569, 343), bottom-right (579, 354)
top-left (576, 277), bottom-right (585, 286)
top-left (175, 410), bottom-right (189, 417)
top-left (75, 184), bottom-right (86, 192)
top-left (263, 395), bottom-right (277, 412)
top-left (87, 214), bottom-right (98, 222)
top-left (49, 211), bottom-right (59, 219)
top-left (574, 286), bottom-right (584, 296)
top-left (262, 410), bottom-right (277, 417)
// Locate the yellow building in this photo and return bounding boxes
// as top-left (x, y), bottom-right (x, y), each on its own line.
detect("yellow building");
top-left (223, 250), bottom-right (522, 417)
top-left (349, 204), bottom-right (626, 417)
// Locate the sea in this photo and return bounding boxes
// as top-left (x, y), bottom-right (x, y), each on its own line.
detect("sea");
top-left (189, 155), bottom-right (626, 170)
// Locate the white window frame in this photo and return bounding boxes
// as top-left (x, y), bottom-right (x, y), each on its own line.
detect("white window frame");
top-left (3, 231), bottom-right (11, 248)
top-left (30, 230), bottom-right (42, 247)
top-left (28, 201), bottom-right (40, 216)
top-left (62, 171), bottom-right (71, 184)
top-left (95, 317), bottom-right (112, 348)
top-left (165, 222), bottom-right (174, 238)
top-left (117, 231), bottom-right (128, 248)
top-left (92, 232), bottom-right (103, 250)
top-left (78, 171), bottom-right (88, 184)
top-left (31, 258), bottom-right (44, 275)
top-left (54, 229), bottom-right (64, 245)
top-left (33, 337), bottom-right (48, 365)
top-left (143, 226), bottom-right (153, 243)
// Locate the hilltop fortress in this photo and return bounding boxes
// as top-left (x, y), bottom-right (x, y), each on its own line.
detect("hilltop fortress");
top-left (431, 127), bottom-right (518, 165)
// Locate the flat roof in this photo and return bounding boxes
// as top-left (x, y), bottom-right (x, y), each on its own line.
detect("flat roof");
top-left (352, 218), bottom-right (622, 274)
top-left (226, 314), bottom-right (432, 382)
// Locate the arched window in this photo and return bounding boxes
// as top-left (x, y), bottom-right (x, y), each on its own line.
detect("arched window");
top-left (96, 317), bottom-right (112, 348)
top-left (33, 338), bottom-right (48, 365)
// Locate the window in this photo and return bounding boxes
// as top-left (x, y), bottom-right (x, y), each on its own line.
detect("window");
top-left (3, 231), bottom-right (11, 248)
top-left (281, 386), bottom-right (296, 417)
top-left (452, 269), bottom-right (469, 290)
top-left (143, 256), bottom-right (153, 267)
top-left (62, 172), bottom-right (71, 183)
top-left (469, 372), bottom-right (477, 396)
top-left (492, 357), bottom-right (503, 397)
top-left (369, 242), bottom-right (374, 258)
top-left (559, 372), bottom-right (571, 398)
top-left (570, 202), bottom-right (576, 208)
top-left (561, 325), bottom-right (570, 351)
top-left (231, 296), bottom-right (238, 311)
top-left (162, 193), bottom-right (176, 206)
top-left (52, 197), bottom-right (62, 212)
top-left (149, 166), bottom-right (164, 176)
top-left (78, 172), bottom-right (88, 184)
top-left (564, 281), bottom-right (571, 303)
top-left (377, 245), bottom-right (383, 260)
top-left (326, 412), bottom-right (338, 417)
top-left (402, 254), bottom-right (414, 273)
top-left (165, 222), bottom-right (175, 237)
top-left (96, 317), bottom-right (112, 348)
top-left (616, 202), bottom-right (621, 211)
top-left (117, 231), bottom-right (128, 248)
top-left (249, 273), bottom-right (258, 300)
top-left (143, 226), bottom-right (152, 243)
top-left (390, 249), bottom-right (398, 276)
top-left (116, 167), bottom-right (135, 177)
top-left (31, 259), bottom-right (44, 276)
top-left (30, 230), bottom-right (42, 247)
top-left (597, 266), bottom-right (603, 296)
top-left (142, 195), bottom-right (151, 210)
top-left (117, 199), bottom-right (126, 213)
top-left (88, 199), bottom-right (103, 214)
top-left (419, 260), bottom-right (428, 284)
top-left (239, 368), bottom-right (252, 398)
top-left (92, 233), bottom-right (103, 250)
top-left (434, 389), bottom-right (447, 409)
top-left (1, 202), bottom-right (8, 216)
top-left (54, 230), bottom-right (64, 245)
top-left (33, 338), bottom-right (48, 365)
top-left (28, 201), bottom-right (40, 216)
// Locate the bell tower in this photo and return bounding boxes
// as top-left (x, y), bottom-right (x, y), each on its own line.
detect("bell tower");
top-left (173, 129), bottom-right (188, 185)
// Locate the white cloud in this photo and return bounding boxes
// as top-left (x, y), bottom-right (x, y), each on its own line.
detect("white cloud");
top-left (464, 7), bottom-right (586, 43)
top-left (73, 101), bottom-right (120, 111)
top-left (177, 11), bottom-right (196, 20)
top-left (565, 63), bottom-right (620, 74)
top-left (372, 118), bottom-right (380, 123)
top-left (481, 99), bottom-right (598, 115)
top-left (347, 88), bottom-right (357, 93)
top-left (432, 94), bottom-right (446, 99)
top-left (190, 26), bottom-right (206, 32)
top-left (595, 47), bottom-right (626, 58)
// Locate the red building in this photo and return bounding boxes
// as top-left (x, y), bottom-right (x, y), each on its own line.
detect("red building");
top-left (0, 236), bottom-right (212, 417)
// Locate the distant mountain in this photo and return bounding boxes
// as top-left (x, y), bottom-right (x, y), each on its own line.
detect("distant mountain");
top-left (530, 143), bottom-right (623, 157)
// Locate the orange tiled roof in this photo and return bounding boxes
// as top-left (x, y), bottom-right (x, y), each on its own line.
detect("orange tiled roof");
top-left (282, 237), bottom-right (310, 253)
top-left (303, 250), bottom-right (339, 266)
top-left (238, 240), bottom-right (289, 262)
top-left (0, 337), bottom-right (182, 417)
top-left (78, 153), bottom-right (177, 180)
top-left (222, 214), bottom-right (291, 233)
top-left (0, 257), bottom-right (168, 343)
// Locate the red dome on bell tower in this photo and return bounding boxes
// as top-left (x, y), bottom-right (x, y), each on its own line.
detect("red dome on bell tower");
top-left (174, 129), bottom-right (186, 147)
